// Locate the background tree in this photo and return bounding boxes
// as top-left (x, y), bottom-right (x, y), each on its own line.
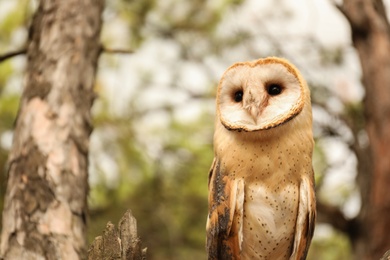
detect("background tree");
top-left (0, 0), bottom-right (103, 259)
top-left (333, 0), bottom-right (390, 258)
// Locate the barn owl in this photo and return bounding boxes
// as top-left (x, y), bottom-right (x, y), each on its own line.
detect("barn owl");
top-left (206, 57), bottom-right (316, 260)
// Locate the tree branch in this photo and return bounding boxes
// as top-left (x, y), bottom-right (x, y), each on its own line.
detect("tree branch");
top-left (100, 45), bottom-right (134, 55)
top-left (317, 201), bottom-right (349, 232)
top-left (0, 49), bottom-right (27, 63)
top-left (0, 45), bottom-right (135, 63)
top-left (316, 200), bottom-right (359, 240)
top-left (88, 209), bottom-right (147, 260)
top-left (336, 0), bottom-right (390, 38)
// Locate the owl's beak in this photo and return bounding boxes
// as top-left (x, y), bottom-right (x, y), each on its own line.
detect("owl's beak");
top-left (243, 87), bottom-right (265, 123)
top-left (245, 104), bottom-right (261, 121)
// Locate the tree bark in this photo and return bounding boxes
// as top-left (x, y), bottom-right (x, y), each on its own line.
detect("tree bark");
top-left (339, 0), bottom-right (390, 259)
top-left (0, 0), bottom-right (103, 259)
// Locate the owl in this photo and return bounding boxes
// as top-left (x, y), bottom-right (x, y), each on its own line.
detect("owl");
top-left (206, 57), bottom-right (316, 260)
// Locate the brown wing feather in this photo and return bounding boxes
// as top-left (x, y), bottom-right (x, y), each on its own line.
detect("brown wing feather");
top-left (206, 158), bottom-right (243, 260)
top-left (291, 172), bottom-right (316, 260)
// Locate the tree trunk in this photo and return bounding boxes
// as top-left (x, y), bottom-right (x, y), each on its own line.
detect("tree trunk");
top-left (340, 0), bottom-right (390, 259)
top-left (0, 0), bottom-right (103, 259)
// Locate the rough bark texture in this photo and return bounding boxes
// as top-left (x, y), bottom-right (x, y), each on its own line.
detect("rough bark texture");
top-left (382, 250), bottom-right (390, 260)
top-left (0, 0), bottom-right (103, 259)
top-left (339, 0), bottom-right (390, 259)
top-left (88, 210), bottom-right (147, 260)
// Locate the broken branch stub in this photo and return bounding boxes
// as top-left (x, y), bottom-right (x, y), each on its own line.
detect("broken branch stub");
top-left (88, 210), bottom-right (147, 260)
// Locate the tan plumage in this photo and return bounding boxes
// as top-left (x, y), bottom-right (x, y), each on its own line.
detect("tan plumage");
top-left (206, 57), bottom-right (316, 260)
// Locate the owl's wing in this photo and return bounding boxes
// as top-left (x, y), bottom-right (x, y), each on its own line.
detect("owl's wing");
top-left (206, 158), bottom-right (244, 260)
top-left (290, 172), bottom-right (316, 260)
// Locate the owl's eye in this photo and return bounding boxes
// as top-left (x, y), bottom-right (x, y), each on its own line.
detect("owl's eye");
top-left (234, 91), bottom-right (243, 102)
top-left (267, 84), bottom-right (282, 96)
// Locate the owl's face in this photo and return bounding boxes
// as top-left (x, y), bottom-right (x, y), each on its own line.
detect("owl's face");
top-left (217, 57), bottom-right (309, 132)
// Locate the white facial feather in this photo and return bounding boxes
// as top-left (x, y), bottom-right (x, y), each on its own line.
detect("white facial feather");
top-left (217, 60), bottom-right (306, 131)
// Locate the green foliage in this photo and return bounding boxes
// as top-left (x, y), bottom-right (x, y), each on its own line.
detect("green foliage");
top-left (345, 102), bottom-right (364, 132)
top-left (320, 46), bottom-right (345, 66)
top-left (89, 92), bottom-right (214, 258)
top-left (308, 227), bottom-right (352, 260)
top-left (0, 94), bottom-right (19, 128)
top-left (0, 61), bottom-right (13, 94)
top-left (0, 0), bottom-right (32, 46)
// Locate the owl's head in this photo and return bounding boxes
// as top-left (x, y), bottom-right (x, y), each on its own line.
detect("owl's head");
top-left (216, 57), bottom-right (310, 132)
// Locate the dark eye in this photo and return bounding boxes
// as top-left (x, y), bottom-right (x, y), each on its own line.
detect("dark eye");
top-left (234, 90), bottom-right (243, 102)
top-left (267, 84), bottom-right (282, 96)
